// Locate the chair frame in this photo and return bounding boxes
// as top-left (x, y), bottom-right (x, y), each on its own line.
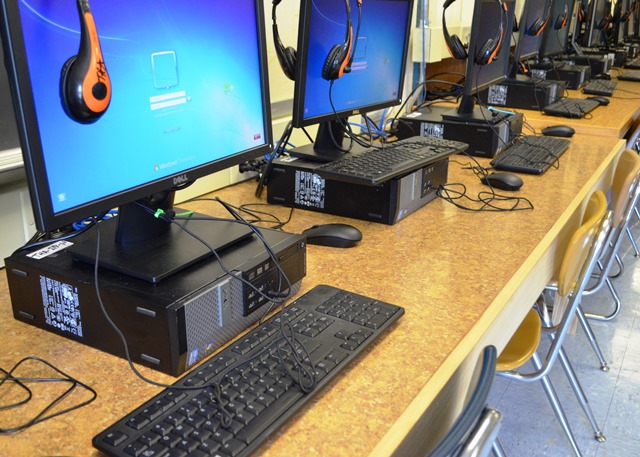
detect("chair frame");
top-left (428, 346), bottom-right (505, 457)
top-left (498, 192), bottom-right (613, 457)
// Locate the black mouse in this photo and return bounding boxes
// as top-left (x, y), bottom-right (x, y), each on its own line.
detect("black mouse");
top-left (593, 73), bottom-right (611, 80)
top-left (481, 172), bottom-right (524, 191)
top-left (301, 223), bottom-right (363, 248)
top-left (586, 96), bottom-right (610, 106)
top-left (541, 125), bottom-right (575, 137)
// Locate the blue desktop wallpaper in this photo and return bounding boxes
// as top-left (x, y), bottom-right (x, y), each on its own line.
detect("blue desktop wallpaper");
top-left (300, 0), bottom-right (411, 122)
top-left (16, 0), bottom-right (267, 215)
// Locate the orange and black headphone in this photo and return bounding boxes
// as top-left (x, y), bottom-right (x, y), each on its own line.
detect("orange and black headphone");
top-left (554, 1), bottom-right (569, 29)
top-left (60, 0), bottom-right (111, 123)
top-left (526, 0), bottom-right (552, 36)
top-left (443, 0), bottom-right (508, 65)
top-left (272, 0), bottom-right (297, 80)
top-left (321, 0), bottom-right (357, 81)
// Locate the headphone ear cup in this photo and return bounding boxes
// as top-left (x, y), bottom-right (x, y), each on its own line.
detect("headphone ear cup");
top-left (276, 44), bottom-right (297, 80)
top-left (475, 38), bottom-right (496, 65)
top-left (60, 56), bottom-right (77, 120)
top-left (527, 18), bottom-right (545, 36)
top-left (322, 44), bottom-right (349, 81)
top-left (448, 34), bottom-right (468, 59)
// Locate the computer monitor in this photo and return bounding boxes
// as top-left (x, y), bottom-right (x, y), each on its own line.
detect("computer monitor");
top-left (442, 0), bottom-right (516, 123)
top-left (0, 0), bottom-right (273, 282)
top-left (612, 0), bottom-right (630, 44)
top-left (291, 0), bottom-right (414, 161)
top-left (585, 0), bottom-right (613, 47)
top-left (509, 0), bottom-right (553, 77)
top-left (627, 0), bottom-right (638, 37)
top-left (538, 0), bottom-right (575, 57)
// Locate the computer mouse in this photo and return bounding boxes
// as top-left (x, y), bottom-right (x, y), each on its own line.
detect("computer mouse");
top-left (301, 223), bottom-right (363, 248)
top-left (541, 125), bottom-right (575, 138)
top-left (480, 172), bottom-right (524, 192)
top-left (586, 96), bottom-right (610, 106)
top-left (593, 73), bottom-right (611, 80)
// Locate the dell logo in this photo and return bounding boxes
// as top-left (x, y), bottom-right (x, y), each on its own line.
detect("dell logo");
top-left (173, 174), bottom-right (189, 186)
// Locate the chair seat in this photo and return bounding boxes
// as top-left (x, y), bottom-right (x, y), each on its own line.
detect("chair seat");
top-left (497, 309), bottom-right (542, 371)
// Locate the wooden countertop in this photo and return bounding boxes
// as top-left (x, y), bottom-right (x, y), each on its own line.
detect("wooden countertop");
top-left (0, 135), bottom-right (625, 456)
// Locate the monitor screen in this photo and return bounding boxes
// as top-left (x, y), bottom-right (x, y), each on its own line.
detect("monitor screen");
top-left (291, 0), bottom-right (413, 160)
top-left (444, 0), bottom-right (515, 121)
top-left (513, 0), bottom-right (552, 65)
top-left (1, 0), bottom-right (272, 281)
top-left (538, 0), bottom-right (575, 57)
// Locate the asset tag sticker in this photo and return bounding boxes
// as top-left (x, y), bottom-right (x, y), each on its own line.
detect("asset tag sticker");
top-left (294, 170), bottom-right (326, 209)
top-left (40, 275), bottom-right (83, 337)
top-left (27, 240), bottom-right (73, 260)
top-left (420, 122), bottom-right (445, 139)
top-left (487, 85), bottom-right (508, 106)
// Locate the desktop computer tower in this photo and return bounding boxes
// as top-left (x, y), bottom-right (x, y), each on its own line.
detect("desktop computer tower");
top-left (528, 62), bottom-right (590, 89)
top-left (266, 155), bottom-right (449, 224)
top-left (4, 222), bottom-right (307, 376)
top-left (395, 105), bottom-right (523, 158)
top-left (563, 55), bottom-right (612, 76)
top-left (478, 77), bottom-right (561, 111)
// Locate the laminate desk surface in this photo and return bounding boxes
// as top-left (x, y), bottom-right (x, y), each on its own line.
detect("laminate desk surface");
top-left (516, 79), bottom-right (640, 138)
top-left (0, 135), bottom-right (625, 457)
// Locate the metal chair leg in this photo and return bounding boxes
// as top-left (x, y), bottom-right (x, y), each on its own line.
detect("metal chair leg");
top-left (532, 352), bottom-right (583, 457)
top-left (627, 226), bottom-right (640, 257)
top-left (557, 347), bottom-right (607, 442)
top-left (584, 277), bottom-right (622, 322)
top-left (576, 306), bottom-right (610, 371)
top-left (492, 437), bottom-right (507, 457)
top-left (608, 253), bottom-right (624, 279)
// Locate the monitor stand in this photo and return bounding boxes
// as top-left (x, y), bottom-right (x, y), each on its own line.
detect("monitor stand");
top-left (440, 95), bottom-right (502, 125)
top-left (68, 191), bottom-right (253, 283)
top-left (288, 120), bottom-right (352, 163)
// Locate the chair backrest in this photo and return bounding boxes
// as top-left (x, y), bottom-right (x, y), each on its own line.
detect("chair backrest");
top-left (556, 190), bottom-right (609, 297)
top-left (589, 149), bottom-right (640, 283)
top-left (427, 346), bottom-right (502, 457)
top-left (610, 149), bottom-right (640, 228)
top-left (544, 191), bottom-right (613, 365)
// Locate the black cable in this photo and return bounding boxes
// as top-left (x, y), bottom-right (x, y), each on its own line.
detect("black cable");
top-left (0, 356), bottom-right (97, 434)
top-left (255, 121), bottom-right (293, 198)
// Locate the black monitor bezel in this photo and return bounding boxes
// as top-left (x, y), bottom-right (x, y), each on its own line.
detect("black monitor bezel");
top-left (0, 0), bottom-right (273, 233)
top-left (585, 0), bottom-right (612, 47)
top-left (291, 0), bottom-right (413, 129)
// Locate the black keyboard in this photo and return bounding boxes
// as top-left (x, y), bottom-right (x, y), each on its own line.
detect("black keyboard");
top-left (542, 98), bottom-right (601, 118)
top-left (582, 79), bottom-right (617, 96)
top-left (93, 284), bottom-right (404, 457)
top-left (490, 135), bottom-right (571, 175)
top-left (618, 70), bottom-right (640, 81)
top-left (314, 136), bottom-right (468, 185)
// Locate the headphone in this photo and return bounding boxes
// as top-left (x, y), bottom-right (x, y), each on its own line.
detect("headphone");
top-left (321, 0), bottom-right (355, 81)
top-left (554, 2), bottom-right (569, 29)
top-left (60, 0), bottom-right (111, 124)
top-left (526, 0), bottom-right (552, 36)
top-left (597, 12), bottom-right (613, 29)
top-left (272, 0), bottom-right (296, 80)
top-left (443, 0), bottom-right (507, 65)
